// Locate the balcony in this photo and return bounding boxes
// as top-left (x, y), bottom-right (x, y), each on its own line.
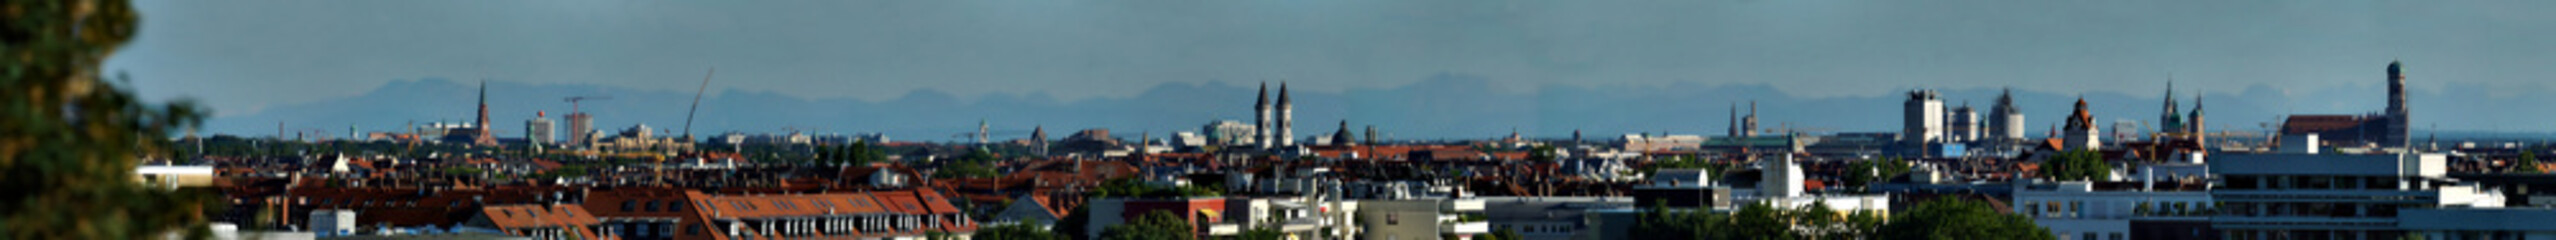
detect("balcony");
top-left (1442, 221), bottom-right (1490, 234)
top-left (1444, 198), bottom-right (1485, 212)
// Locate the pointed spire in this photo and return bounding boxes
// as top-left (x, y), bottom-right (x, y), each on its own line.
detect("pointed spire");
top-left (1256, 81), bottom-right (1269, 107)
top-left (2191, 96), bottom-right (2204, 115)
top-left (1278, 82), bottom-right (1291, 105)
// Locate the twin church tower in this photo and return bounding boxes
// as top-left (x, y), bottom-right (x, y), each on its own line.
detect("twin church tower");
top-left (1254, 82), bottom-right (1295, 150)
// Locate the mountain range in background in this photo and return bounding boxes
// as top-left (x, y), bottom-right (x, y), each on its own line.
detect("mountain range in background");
top-left (202, 72), bottom-right (2556, 143)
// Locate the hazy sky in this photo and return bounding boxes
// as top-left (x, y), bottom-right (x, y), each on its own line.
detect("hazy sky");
top-left (108, 0), bottom-right (2556, 118)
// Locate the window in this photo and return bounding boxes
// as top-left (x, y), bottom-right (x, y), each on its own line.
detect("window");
top-left (2110, 232), bottom-right (2124, 240)
top-left (1387, 213), bottom-right (1398, 225)
top-left (670, 202), bottom-right (685, 212)
top-left (2082, 232), bottom-right (2096, 240)
top-left (647, 200), bottom-right (661, 212)
top-left (686, 224), bottom-right (700, 235)
top-left (623, 200), bottom-right (638, 212)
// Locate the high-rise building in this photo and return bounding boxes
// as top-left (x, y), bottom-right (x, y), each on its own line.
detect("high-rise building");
top-left (1949, 103), bottom-right (1978, 142)
top-left (526, 111), bottom-right (554, 145)
top-left (1990, 88), bottom-right (2026, 141)
top-left (566, 113), bottom-right (593, 147)
top-left (1903, 90), bottom-right (1944, 147)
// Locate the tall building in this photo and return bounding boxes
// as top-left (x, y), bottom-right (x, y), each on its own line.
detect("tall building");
top-left (1255, 82), bottom-right (1272, 150)
top-left (2385, 61), bottom-right (2410, 146)
top-left (1949, 102), bottom-right (1978, 142)
top-left (526, 111), bottom-right (554, 145)
top-left (1990, 88), bottom-right (2026, 141)
top-left (1903, 90), bottom-right (1944, 147)
top-left (2064, 97), bottom-right (2102, 151)
top-left (566, 113), bottom-right (593, 147)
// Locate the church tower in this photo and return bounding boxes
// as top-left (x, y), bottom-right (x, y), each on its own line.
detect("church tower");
top-left (473, 80), bottom-right (496, 146)
top-left (2064, 97), bottom-right (2102, 151)
top-left (1255, 82), bottom-right (1271, 149)
top-left (1277, 83), bottom-right (1295, 148)
top-left (2160, 80), bottom-right (2183, 134)
top-left (1744, 101), bottom-right (1759, 138)
top-left (2190, 97), bottom-right (2207, 147)
top-left (2386, 61), bottom-right (2410, 147)
top-left (1728, 103), bottom-right (1741, 137)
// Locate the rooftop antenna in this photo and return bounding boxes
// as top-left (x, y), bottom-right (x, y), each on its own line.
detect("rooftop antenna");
top-left (683, 68), bottom-right (714, 141)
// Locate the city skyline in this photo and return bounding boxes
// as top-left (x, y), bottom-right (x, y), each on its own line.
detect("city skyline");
top-left (110, 1), bottom-right (2556, 136)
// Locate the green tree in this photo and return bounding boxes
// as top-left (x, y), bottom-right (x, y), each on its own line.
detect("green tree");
top-left (2517, 149), bottom-right (2542, 174)
top-left (1101, 210), bottom-right (1193, 240)
top-left (2041, 150), bottom-right (2111, 181)
top-left (1237, 227), bottom-right (1285, 240)
top-left (1056, 205), bottom-right (1093, 240)
top-left (975, 223), bottom-right (1063, 240)
top-left (1878, 198), bottom-right (2054, 240)
top-left (1843, 157), bottom-right (1912, 192)
top-left (1487, 228), bottom-right (1522, 240)
top-left (1728, 202), bottom-right (1798, 239)
top-left (1527, 145), bottom-right (1559, 162)
top-left (1629, 202), bottom-right (1732, 240)
top-left (934, 148), bottom-right (1000, 179)
top-left (3, 0), bottom-right (220, 238)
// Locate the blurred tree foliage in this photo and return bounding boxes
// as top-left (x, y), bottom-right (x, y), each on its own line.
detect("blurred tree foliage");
top-left (3, 0), bottom-right (219, 238)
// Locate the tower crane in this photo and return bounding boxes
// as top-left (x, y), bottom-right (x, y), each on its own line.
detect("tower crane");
top-left (564, 96), bottom-right (612, 113)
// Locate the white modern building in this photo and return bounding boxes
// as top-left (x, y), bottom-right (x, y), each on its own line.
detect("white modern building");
top-left (1904, 90), bottom-right (1944, 147)
top-left (2014, 181), bottom-right (2214, 240)
top-left (2211, 152), bottom-right (2502, 239)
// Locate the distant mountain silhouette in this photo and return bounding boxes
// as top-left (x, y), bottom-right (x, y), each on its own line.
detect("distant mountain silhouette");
top-left (205, 73), bottom-right (2555, 142)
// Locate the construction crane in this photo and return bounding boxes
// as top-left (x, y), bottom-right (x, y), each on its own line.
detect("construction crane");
top-left (683, 68), bottom-right (713, 141)
top-left (564, 96), bottom-right (612, 113)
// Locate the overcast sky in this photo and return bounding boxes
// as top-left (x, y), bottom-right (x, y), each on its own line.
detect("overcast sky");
top-left (108, 0), bottom-right (2556, 118)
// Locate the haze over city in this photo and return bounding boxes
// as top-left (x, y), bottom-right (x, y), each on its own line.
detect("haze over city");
top-left (106, 1), bottom-right (2556, 138)
top-left (21, 1), bottom-right (2556, 239)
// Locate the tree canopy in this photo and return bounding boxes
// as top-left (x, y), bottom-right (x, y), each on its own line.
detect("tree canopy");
top-left (1631, 198), bottom-right (2048, 240)
top-left (2041, 150), bottom-right (2111, 181)
top-left (933, 148), bottom-right (1001, 179)
top-left (1878, 198), bottom-right (2055, 240)
top-left (3, 0), bottom-right (220, 238)
top-left (1842, 157), bottom-right (1912, 192)
top-left (1101, 210), bottom-right (1194, 240)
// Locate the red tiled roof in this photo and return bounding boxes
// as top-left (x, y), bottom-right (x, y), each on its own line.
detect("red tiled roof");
top-left (477, 204), bottom-right (599, 229)
top-left (2282, 115), bottom-right (2371, 134)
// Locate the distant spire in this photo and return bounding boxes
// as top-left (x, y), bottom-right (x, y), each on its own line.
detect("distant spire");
top-left (1278, 82), bottom-right (1291, 105)
top-left (1256, 82), bottom-right (1269, 108)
